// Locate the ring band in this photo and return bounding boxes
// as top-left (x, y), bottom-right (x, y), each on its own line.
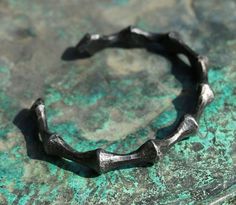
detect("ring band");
top-left (30, 26), bottom-right (214, 174)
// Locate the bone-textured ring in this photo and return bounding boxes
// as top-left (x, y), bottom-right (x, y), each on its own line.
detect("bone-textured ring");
top-left (30, 26), bottom-right (214, 174)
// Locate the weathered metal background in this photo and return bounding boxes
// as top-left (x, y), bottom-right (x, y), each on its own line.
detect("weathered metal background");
top-left (0, 0), bottom-right (235, 204)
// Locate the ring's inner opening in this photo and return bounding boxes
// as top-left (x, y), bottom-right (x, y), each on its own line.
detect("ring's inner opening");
top-left (45, 47), bottom-right (196, 143)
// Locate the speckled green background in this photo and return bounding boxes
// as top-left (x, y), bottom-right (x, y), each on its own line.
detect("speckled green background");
top-left (0, 0), bottom-right (235, 204)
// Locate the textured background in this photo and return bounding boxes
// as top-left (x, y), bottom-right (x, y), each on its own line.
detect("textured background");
top-left (0, 0), bottom-right (236, 204)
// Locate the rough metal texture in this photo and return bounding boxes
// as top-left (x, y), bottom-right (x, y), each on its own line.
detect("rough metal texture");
top-left (0, 0), bottom-right (236, 204)
top-left (30, 26), bottom-right (214, 174)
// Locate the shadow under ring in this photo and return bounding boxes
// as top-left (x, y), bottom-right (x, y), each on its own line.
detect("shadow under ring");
top-left (30, 26), bottom-right (214, 174)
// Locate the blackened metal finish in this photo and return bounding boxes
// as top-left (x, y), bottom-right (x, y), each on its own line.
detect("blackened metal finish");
top-left (30, 26), bottom-right (214, 174)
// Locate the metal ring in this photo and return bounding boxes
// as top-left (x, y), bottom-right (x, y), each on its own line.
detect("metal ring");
top-left (30, 26), bottom-right (214, 174)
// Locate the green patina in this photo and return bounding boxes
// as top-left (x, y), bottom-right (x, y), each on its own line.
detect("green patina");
top-left (0, 0), bottom-right (235, 204)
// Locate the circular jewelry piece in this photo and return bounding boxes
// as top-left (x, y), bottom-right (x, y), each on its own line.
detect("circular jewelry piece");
top-left (31, 26), bottom-right (214, 174)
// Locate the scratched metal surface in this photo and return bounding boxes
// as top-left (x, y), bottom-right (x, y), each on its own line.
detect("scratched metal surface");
top-left (0, 0), bottom-right (235, 204)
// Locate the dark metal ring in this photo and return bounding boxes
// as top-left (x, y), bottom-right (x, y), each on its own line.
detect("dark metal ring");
top-left (30, 26), bottom-right (214, 174)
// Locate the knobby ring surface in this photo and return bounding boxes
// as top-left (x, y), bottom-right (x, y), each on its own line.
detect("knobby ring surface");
top-left (30, 26), bottom-right (214, 174)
